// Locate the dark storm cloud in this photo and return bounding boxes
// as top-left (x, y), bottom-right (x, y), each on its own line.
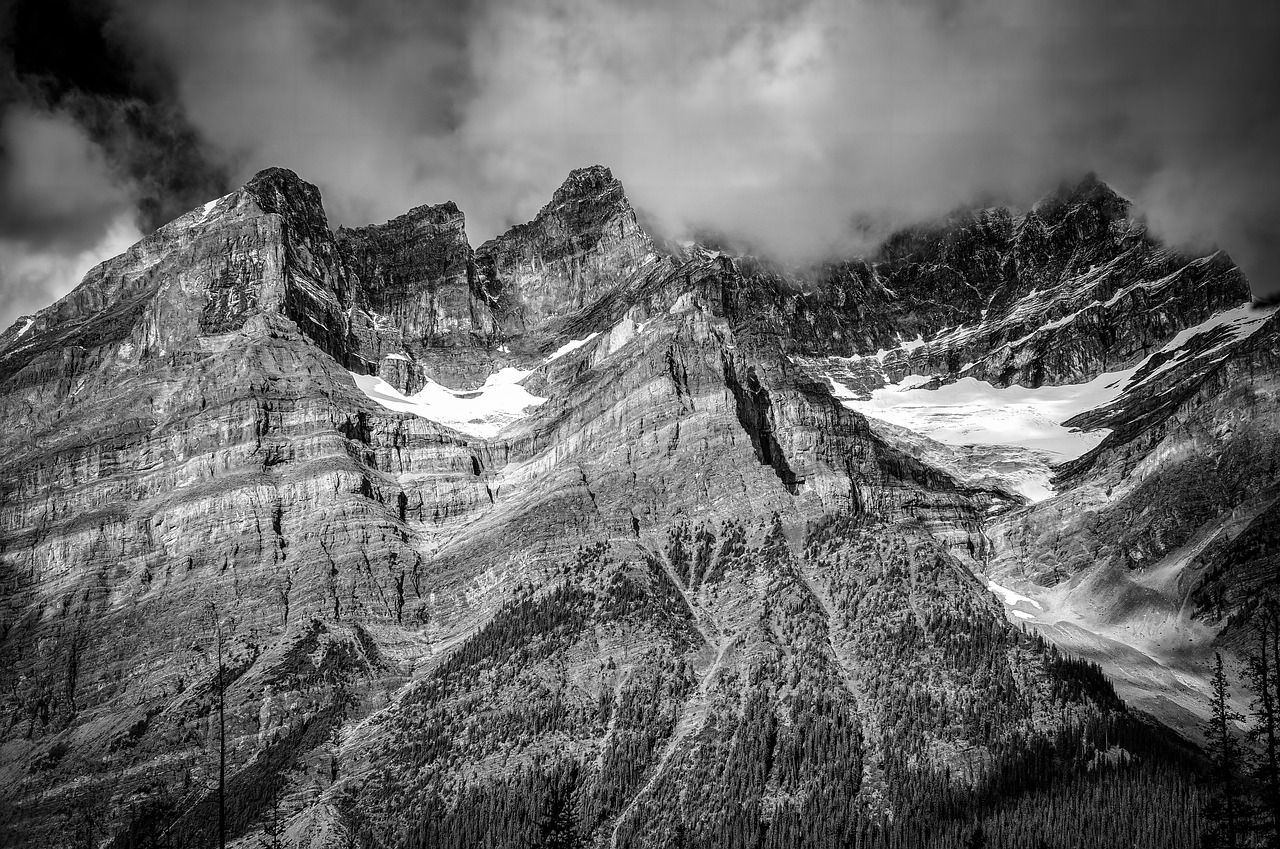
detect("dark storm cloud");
top-left (123, 0), bottom-right (1279, 292)
top-left (124, 0), bottom-right (489, 226)
top-left (1026, 0), bottom-right (1280, 293)
top-left (3, 0), bottom-right (1279, 331)
top-left (0, 0), bottom-right (230, 326)
top-left (1, 0), bottom-right (229, 234)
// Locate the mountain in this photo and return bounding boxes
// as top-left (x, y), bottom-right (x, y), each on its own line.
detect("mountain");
top-left (0, 165), bottom-right (1269, 848)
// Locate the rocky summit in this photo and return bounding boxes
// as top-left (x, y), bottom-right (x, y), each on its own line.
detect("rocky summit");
top-left (0, 165), bottom-right (1273, 848)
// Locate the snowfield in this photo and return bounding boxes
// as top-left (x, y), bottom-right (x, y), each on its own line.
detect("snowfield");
top-left (826, 301), bottom-right (1277, 502)
top-left (350, 367), bottom-right (546, 438)
top-left (829, 371), bottom-right (1123, 501)
top-left (833, 371), bottom-right (1121, 459)
top-left (348, 330), bottom-right (616, 436)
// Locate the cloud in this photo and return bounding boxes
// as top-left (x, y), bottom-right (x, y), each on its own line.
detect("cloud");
top-left (0, 212), bottom-right (142, 330)
top-left (0, 108), bottom-right (146, 329)
top-left (121, 0), bottom-right (1280, 296)
top-left (1, 0), bottom-right (229, 231)
top-left (451, 0), bottom-right (1280, 280)
top-left (127, 0), bottom-right (483, 226)
top-left (0, 0), bottom-right (228, 327)
top-left (3, 0), bottom-right (1278, 329)
top-left (0, 107), bottom-right (134, 249)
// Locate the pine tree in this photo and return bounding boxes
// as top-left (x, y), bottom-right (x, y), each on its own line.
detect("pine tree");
top-left (534, 780), bottom-right (583, 849)
top-left (1247, 602), bottom-right (1280, 849)
top-left (965, 823), bottom-right (986, 849)
top-left (259, 781), bottom-right (285, 849)
top-left (1203, 652), bottom-right (1246, 849)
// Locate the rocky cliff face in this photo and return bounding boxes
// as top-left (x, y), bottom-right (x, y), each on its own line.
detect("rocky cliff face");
top-left (0, 165), bottom-right (1260, 848)
top-left (474, 166), bottom-right (658, 337)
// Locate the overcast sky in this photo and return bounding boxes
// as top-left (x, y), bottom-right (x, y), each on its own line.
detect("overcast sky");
top-left (2, 0), bottom-right (1278, 329)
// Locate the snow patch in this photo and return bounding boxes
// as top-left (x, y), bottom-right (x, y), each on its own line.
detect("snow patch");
top-left (383, 353), bottom-right (408, 361)
top-left (1011, 610), bottom-right (1037, 620)
top-left (196, 192), bottom-right (235, 222)
top-left (349, 368), bottom-right (545, 438)
top-left (899, 333), bottom-right (926, 352)
top-left (546, 332), bottom-right (600, 363)
top-left (822, 300), bottom-right (1272, 503)
top-left (14, 318), bottom-right (34, 339)
top-left (987, 580), bottom-right (1043, 610)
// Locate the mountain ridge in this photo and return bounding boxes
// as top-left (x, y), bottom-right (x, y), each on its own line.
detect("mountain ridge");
top-left (0, 163), bottom-right (1268, 848)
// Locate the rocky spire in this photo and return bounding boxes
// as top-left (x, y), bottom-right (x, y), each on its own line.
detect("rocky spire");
top-left (474, 165), bottom-right (656, 333)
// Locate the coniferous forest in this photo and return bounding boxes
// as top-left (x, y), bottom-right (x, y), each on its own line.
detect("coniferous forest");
top-left (308, 515), bottom-right (1266, 849)
top-left (80, 512), bottom-right (1280, 849)
top-left (88, 511), bottom-right (1280, 849)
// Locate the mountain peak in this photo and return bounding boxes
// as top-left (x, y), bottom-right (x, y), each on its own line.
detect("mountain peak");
top-left (1033, 172), bottom-right (1131, 222)
top-left (243, 165), bottom-right (311, 194)
top-left (474, 164), bottom-right (654, 330)
top-left (242, 166), bottom-right (328, 222)
top-left (552, 164), bottom-right (622, 203)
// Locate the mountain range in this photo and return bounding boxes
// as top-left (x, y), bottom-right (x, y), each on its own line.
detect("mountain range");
top-left (0, 164), bottom-right (1274, 848)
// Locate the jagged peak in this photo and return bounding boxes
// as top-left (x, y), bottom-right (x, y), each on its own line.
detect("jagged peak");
top-left (395, 199), bottom-right (463, 221)
top-left (478, 164), bottom-right (640, 255)
top-left (550, 164), bottom-right (624, 204)
top-left (1032, 172), bottom-right (1131, 222)
top-left (244, 166), bottom-right (311, 194)
top-left (338, 200), bottom-right (466, 239)
top-left (242, 166), bottom-right (328, 222)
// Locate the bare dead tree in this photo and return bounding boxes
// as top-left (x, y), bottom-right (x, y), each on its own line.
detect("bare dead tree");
top-left (208, 602), bottom-right (227, 849)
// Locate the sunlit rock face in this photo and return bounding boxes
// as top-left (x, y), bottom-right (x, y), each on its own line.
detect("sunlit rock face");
top-left (474, 165), bottom-right (660, 335)
top-left (0, 163), bottom-right (1270, 848)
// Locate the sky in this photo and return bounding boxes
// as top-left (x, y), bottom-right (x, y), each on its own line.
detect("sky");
top-left (1, 0), bottom-right (1278, 329)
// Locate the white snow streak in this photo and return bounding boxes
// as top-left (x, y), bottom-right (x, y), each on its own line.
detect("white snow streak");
top-left (546, 332), bottom-right (600, 362)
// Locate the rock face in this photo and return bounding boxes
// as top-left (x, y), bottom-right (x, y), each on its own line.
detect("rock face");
top-left (474, 165), bottom-right (658, 336)
top-left (0, 166), bottom-right (1263, 848)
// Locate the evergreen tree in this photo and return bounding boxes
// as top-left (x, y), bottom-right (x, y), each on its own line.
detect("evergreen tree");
top-left (259, 781), bottom-right (285, 849)
top-left (965, 823), bottom-right (986, 849)
top-left (1203, 652), bottom-right (1246, 849)
top-left (1247, 602), bottom-right (1280, 849)
top-left (535, 780), bottom-right (583, 849)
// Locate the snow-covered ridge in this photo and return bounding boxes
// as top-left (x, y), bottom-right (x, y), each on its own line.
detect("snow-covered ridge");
top-left (192, 191), bottom-right (236, 224)
top-left (1125, 302), bottom-right (1275, 390)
